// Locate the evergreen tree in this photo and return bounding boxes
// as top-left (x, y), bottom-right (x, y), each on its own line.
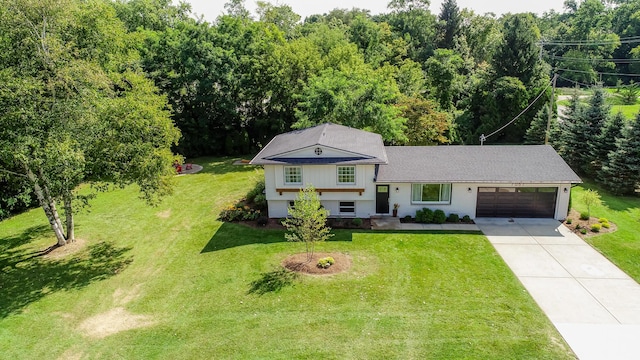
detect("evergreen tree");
top-left (524, 107), bottom-right (561, 146)
top-left (599, 114), bottom-right (640, 195)
top-left (592, 112), bottom-right (625, 176)
top-left (437, 0), bottom-right (461, 49)
top-left (558, 90), bottom-right (584, 165)
top-left (578, 87), bottom-right (611, 173)
top-left (493, 14), bottom-right (545, 87)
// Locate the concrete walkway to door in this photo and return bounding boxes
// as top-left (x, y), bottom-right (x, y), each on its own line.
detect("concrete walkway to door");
top-left (476, 218), bottom-right (640, 360)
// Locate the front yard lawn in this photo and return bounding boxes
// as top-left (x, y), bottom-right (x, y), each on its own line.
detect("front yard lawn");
top-left (0, 158), bottom-right (573, 359)
top-left (571, 182), bottom-right (640, 282)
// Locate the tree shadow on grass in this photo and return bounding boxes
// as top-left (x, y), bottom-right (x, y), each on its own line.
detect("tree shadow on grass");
top-left (201, 222), bottom-right (287, 253)
top-left (248, 268), bottom-right (298, 295)
top-left (0, 231), bottom-right (133, 318)
top-left (201, 223), bottom-right (354, 253)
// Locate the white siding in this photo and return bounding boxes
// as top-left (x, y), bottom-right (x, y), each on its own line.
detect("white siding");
top-left (267, 200), bottom-right (375, 219)
top-left (389, 182), bottom-right (572, 220)
top-left (264, 164), bottom-right (378, 218)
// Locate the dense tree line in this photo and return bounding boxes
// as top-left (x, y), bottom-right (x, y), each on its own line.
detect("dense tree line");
top-left (4, 0), bottom-right (640, 221)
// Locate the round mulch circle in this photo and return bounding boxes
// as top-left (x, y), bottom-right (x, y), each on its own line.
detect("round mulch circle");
top-left (282, 252), bottom-right (351, 275)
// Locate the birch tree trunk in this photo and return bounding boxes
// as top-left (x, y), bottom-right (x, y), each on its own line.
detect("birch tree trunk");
top-left (24, 165), bottom-right (67, 246)
top-left (63, 192), bottom-right (74, 242)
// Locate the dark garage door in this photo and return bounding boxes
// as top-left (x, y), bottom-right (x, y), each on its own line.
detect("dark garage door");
top-left (476, 187), bottom-right (558, 218)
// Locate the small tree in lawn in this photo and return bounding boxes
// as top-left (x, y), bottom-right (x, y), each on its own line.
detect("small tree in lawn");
top-left (581, 189), bottom-right (602, 224)
top-left (283, 185), bottom-right (334, 262)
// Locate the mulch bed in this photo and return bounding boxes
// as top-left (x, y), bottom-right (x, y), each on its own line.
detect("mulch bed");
top-left (563, 209), bottom-right (617, 238)
top-left (282, 252), bottom-right (351, 275)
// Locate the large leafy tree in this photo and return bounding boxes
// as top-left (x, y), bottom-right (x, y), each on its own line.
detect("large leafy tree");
top-left (294, 54), bottom-right (406, 143)
top-left (0, 0), bottom-right (180, 246)
top-left (397, 97), bottom-right (452, 145)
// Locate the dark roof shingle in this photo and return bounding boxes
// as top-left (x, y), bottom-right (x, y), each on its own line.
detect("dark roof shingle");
top-left (250, 123), bottom-right (388, 165)
top-left (376, 145), bottom-right (581, 183)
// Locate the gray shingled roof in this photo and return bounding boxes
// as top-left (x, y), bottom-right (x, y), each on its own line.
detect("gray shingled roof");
top-left (250, 123), bottom-right (388, 165)
top-left (376, 145), bottom-right (581, 183)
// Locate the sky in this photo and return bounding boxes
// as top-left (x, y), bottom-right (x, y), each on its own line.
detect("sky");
top-left (186, 0), bottom-right (568, 23)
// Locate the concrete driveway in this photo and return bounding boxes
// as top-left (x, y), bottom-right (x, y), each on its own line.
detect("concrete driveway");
top-left (476, 218), bottom-right (640, 360)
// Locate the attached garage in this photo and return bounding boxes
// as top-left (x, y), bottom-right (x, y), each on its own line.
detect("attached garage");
top-left (476, 187), bottom-right (558, 218)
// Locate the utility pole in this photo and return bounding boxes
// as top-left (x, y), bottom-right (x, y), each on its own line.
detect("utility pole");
top-left (545, 73), bottom-right (558, 145)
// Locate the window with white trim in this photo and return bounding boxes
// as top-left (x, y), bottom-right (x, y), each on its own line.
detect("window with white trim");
top-left (284, 166), bottom-right (302, 184)
top-left (411, 183), bottom-right (451, 204)
top-left (339, 201), bottom-right (355, 215)
top-left (337, 166), bottom-right (355, 184)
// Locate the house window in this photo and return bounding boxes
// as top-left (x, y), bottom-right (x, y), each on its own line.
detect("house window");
top-left (284, 166), bottom-right (302, 184)
top-left (339, 201), bottom-right (355, 215)
top-left (411, 183), bottom-right (451, 204)
top-left (337, 166), bottom-right (355, 184)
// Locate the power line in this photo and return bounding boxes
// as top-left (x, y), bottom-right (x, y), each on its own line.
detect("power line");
top-left (480, 79), bottom-right (553, 144)
top-left (556, 68), bottom-right (640, 77)
top-left (546, 55), bottom-right (640, 63)
top-left (539, 35), bottom-right (640, 46)
top-left (556, 74), bottom-right (594, 88)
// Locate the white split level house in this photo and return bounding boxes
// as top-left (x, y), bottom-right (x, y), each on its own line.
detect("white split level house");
top-left (249, 123), bottom-right (582, 220)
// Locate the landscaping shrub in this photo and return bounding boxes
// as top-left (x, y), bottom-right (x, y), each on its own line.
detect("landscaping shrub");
top-left (591, 223), bottom-right (602, 232)
top-left (253, 194), bottom-right (267, 210)
top-left (447, 213), bottom-right (460, 223)
top-left (352, 218), bottom-right (363, 227)
top-left (257, 216), bottom-right (269, 227)
top-left (575, 224), bottom-right (581, 230)
top-left (566, 218), bottom-right (573, 224)
top-left (433, 209), bottom-right (446, 224)
top-left (580, 212), bottom-right (590, 221)
top-left (246, 180), bottom-right (265, 203)
top-left (598, 218), bottom-right (608, 224)
top-left (580, 228), bottom-right (588, 234)
top-left (462, 215), bottom-right (471, 223)
top-left (403, 215), bottom-right (413, 222)
top-left (602, 221), bottom-right (611, 229)
top-left (416, 208), bottom-right (433, 223)
top-left (219, 205), bottom-right (261, 222)
top-left (317, 256), bottom-right (335, 269)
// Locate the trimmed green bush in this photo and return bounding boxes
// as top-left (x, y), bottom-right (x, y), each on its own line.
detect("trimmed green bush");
top-left (580, 228), bottom-right (588, 234)
top-left (566, 218), bottom-right (573, 224)
top-left (433, 209), bottom-right (446, 224)
top-left (591, 223), bottom-right (602, 232)
top-left (253, 194), bottom-right (267, 210)
top-left (317, 256), bottom-right (335, 269)
top-left (352, 218), bottom-right (363, 226)
top-left (403, 215), bottom-right (413, 222)
top-left (246, 180), bottom-right (265, 203)
top-left (462, 215), bottom-right (471, 223)
top-left (416, 208), bottom-right (433, 223)
top-left (580, 212), bottom-right (590, 221)
top-left (447, 213), bottom-right (460, 223)
top-left (598, 218), bottom-right (608, 224)
top-left (602, 221), bottom-right (611, 229)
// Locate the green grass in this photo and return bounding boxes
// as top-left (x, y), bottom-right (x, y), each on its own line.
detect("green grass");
top-left (571, 181), bottom-right (640, 282)
top-left (0, 158), bottom-right (573, 359)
